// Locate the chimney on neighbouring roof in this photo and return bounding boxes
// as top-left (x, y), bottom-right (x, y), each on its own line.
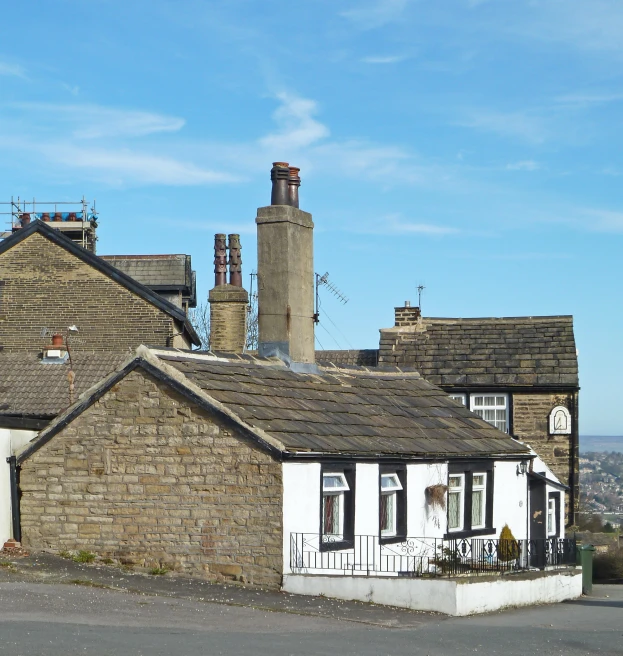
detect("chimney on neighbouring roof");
top-left (394, 303), bottom-right (422, 327)
top-left (208, 233), bottom-right (248, 353)
top-left (288, 167), bottom-right (301, 209)
top-left (256, 163), bottom-right (315, 365)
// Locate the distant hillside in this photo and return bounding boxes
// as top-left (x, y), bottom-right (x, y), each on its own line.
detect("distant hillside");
top-left (581, 436), bottom-right (623, 453)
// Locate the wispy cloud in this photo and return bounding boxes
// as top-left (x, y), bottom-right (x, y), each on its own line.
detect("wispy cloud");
top-left (0, 91), bottom-right (464, 192)
top-left (383, 213), bottom-right (459, 236)
top-left (259, 92), bottom-right (329, 151)
top-left (506, 160), bottom-right (541, 171)
top-left (341, 0), bottom-right (411, 30)
top-left (456, 108), bottom-right (547, 144)
top-left (555, 92), bottom-right (623, 109)
top-left (513, 0), bottom-right (623, 54)
top-left (11, 103), bottom-right (185, 139)
top-left (361, 54), bottom-right (408, 64)
top-left (30, 142), bottom-right (236, 186)
top-left (0, 61), bottom-right (26, 78)
top-left (580, 208), bottom-right (623, 233)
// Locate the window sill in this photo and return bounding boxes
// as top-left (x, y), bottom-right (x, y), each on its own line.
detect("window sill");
top-left (319, 538), bottom-right (354, 552)
top-left (444, 527), bottom-right (497, 540)
top-left (379, 534), bottom-right (407, 546)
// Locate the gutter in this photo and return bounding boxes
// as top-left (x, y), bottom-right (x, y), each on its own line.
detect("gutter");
top-left (282, 451), bottom-right (534, 462)
top-left (528, 470), bottom-right (569, 491)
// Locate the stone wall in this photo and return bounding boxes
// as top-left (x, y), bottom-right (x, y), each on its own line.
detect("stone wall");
top-left (0, 232), bottom-right (188, 351)
top-left (512, 392), bottom-right (579, 523)
top-left (19, 369), bottom-right (283, 587)
top-left (208, 285), bottom-right (248, 352)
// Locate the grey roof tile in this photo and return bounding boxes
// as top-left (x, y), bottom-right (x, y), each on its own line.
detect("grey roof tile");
top-left (158, 354), bottom-right (528, 457)
top-left (0, 352), bottom-right (127, 417)
top-left (372, 316), bottom-right (578, 387)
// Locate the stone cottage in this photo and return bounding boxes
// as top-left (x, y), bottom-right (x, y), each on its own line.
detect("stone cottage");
top-left (15, 344), bottom-right (569, 595)
top-left (318, 311), bottom-right (579, 526)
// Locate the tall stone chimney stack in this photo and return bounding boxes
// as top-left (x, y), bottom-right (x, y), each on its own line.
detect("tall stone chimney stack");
top-left (208, 233), bottom-right (249, 352)
top-left (256, 162), bottom-right (315, 364)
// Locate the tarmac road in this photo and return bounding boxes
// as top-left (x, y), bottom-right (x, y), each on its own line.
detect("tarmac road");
top-left (0, 555), bottom-right (621, 655)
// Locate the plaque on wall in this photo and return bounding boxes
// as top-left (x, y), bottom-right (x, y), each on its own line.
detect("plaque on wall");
top-left (549, 406), bottom-right (572, 435)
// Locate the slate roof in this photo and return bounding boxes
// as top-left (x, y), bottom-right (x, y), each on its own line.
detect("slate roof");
top-left (0, 221), bottom-right (200, 346)
top-left (154, 350), bottom-right (529, 458)
top-left (0, 351), bottom-right (127, 419)
top-left (99, 254), bottom-right (197, 308)
top-left (378, 316), bottom-right (578, 388)
top-left (315, 349), bottom-right (379, 367)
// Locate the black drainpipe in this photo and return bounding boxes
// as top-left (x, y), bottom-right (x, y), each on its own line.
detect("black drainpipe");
top-left (6, 456), bottom-right (21, 543)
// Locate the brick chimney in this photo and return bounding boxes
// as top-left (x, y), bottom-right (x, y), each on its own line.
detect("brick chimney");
top-left (208, 233), bottom-right (249, 352)
top-left (394, 301), bottom-right (422, 326)
top-left (256, 162), bottom-right (315, 364)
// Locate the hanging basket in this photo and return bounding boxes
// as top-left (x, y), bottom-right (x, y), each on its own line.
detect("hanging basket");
top-left (425, 484), bottom-right (448, 511)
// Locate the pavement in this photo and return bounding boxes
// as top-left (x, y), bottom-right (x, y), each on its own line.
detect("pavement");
top-left (1, 551), bottom-right (622, 655)
top-left (0, 551), bottom-right (438, 628)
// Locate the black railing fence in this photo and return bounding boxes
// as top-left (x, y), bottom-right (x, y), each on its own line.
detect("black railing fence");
top-left (290, 533), bottom-right (576, 577)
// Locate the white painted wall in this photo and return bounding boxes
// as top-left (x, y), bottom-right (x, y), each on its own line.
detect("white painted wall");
top-left (493, 460), bottom-right (528, 539)
top-left (407, 462), bottom-right (448, 537)
top-left (0, 430), bottom-right (11, 546)
top-left (282, 462), bottom-right (321, 574)
top-left (283, 458), bottom-right (535, 573)
top-left (283, 569), bottom-right (582, 616)
top-left (0, 428), bottom-right (38, 545)
top-left (354, 463), bottom-right (378, 537)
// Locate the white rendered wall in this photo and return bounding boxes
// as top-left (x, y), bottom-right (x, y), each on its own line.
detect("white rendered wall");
top-left (283, 570), bottom-right (582, 616)
top-left (0, 430), bottom-right (11, 545)
top-left (354, 463), bottom-right (378, 537)
top-left (282, 462), bottom-right (321, 573)
top-left (407, 462), bottom-right (447, 537)
top-left (493, 461), bottom-right (528, 539)
top-left (0, 428), bottom-right (37, 545)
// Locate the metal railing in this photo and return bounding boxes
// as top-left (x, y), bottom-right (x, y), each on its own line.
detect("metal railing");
top-left (290, 533), bottom-right (577, 577)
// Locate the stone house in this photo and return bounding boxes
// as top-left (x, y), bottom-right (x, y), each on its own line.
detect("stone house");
top-left (318, 311), bottom-right (579, 526)
top-left (0, 219), bottom-right (201, 544)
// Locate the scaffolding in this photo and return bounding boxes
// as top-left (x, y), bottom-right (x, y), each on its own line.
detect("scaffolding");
top-left (0, 197), bottom-right (98, 253)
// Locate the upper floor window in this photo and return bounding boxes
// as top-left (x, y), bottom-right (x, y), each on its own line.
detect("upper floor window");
top-left (449, 393), bottom-right (467, 406)
top-left (470, 394), bottom-right (508, 432)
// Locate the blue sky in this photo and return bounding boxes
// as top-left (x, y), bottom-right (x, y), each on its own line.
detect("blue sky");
top-left (0, 0), bottom-right (621, 434)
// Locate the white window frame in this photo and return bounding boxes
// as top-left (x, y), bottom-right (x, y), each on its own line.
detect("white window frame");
top-left (471, 472), bottom-right (487, 529)
top-left (380, 473), bottom-right (403, 537)
top-left (322, 473), bottom-right (349, 538)
top-left (449, 393), bottom-right (467, 406)
top-left (547, 497), bottom-right (556, 536)
top-left (470, 394), bottom-right (509, 433)
top-left (447, 474), bottom-right (465, 532)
